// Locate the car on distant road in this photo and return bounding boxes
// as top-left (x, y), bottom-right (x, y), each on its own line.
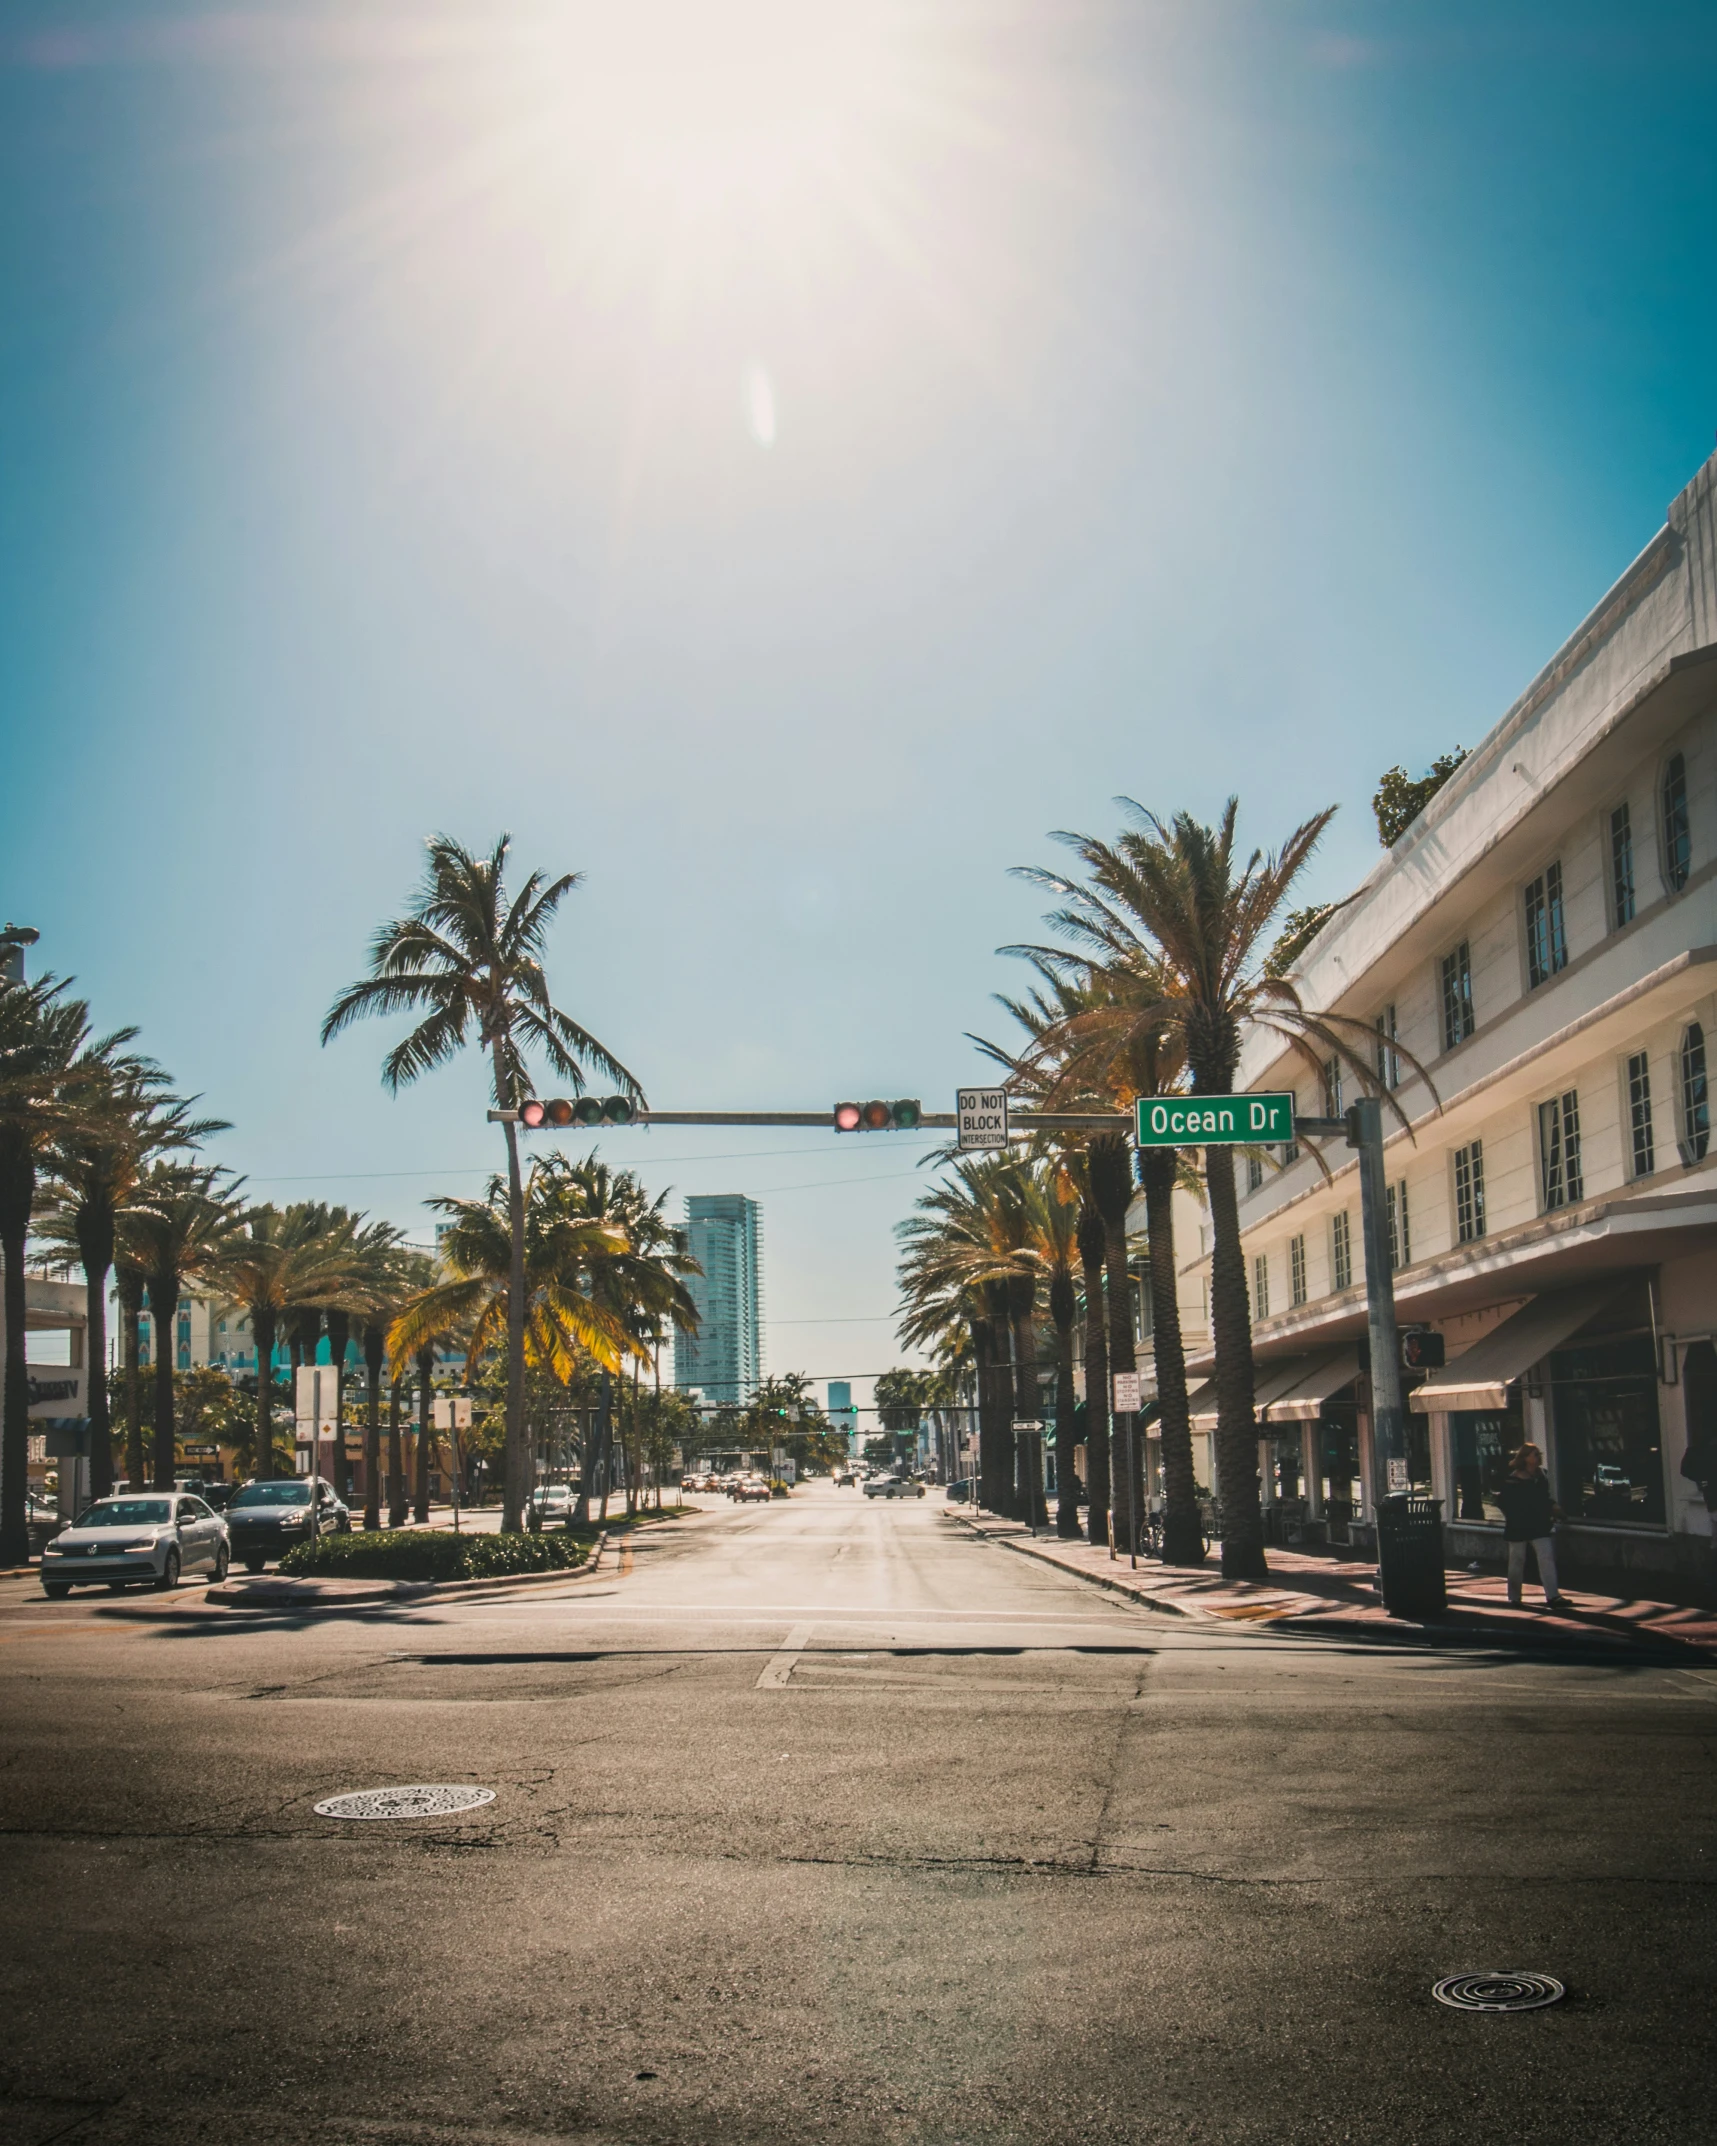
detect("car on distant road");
top-left (529, 1484), bottom-right (577, 1526)
top-left (225, 1477), bottom-right (349, 1572)
top-left (39, 1494), bottom-right (229, 1597)
top-left (864, 1475), bottom-right (925, 1500)
top-left (834, 1470), bottom-right (857, 1487)
top-left (731, 1476), bottom-right (772, 1502)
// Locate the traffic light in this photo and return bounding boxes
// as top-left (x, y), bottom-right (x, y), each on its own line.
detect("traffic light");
top-left (519, 1096), bottom-right (637, 1129)
top-left (833, 1099), bottom-right (922, 1132)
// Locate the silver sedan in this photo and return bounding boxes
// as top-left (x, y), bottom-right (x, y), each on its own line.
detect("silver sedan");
top-left (39, 1494), bottom-right (230, 1597)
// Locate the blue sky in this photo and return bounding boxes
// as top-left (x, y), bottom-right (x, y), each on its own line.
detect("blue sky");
top-left (4, 1), bottom-right (1716, 1407)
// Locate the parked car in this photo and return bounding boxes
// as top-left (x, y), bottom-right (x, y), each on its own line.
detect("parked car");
top-left (39, 1494), bottom-right (229, 1596)
top-left (226, 1477), bottom-right (349, 1572)
top-left (944, 1478), bottom-right (973, 1504)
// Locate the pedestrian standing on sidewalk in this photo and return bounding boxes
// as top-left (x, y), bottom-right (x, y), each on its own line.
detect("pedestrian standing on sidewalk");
top-left (1498, 1443), bottom-right (1567, 1610)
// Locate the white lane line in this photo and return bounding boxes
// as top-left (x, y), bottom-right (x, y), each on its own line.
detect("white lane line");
top-left (756, 1621), bottom-right (816, 1688)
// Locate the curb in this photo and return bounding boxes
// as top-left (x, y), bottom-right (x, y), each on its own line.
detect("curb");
top-left (951, 1513), bottom-right (1716, 1657)
top-left (949, 1513), bottom-right (1213, 1620)
top-left (203, 1530), bottom-right (608, 1611)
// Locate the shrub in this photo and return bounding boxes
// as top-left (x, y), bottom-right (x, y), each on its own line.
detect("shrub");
top-left (278, 1529), bottom-right (588, 1583)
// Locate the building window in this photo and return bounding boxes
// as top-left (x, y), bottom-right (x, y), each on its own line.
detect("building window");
top-left (1246, 1151), bottom-right (1264, 1194)
top-left (1331, 1210), bottom-right (1352, 1293)
top-left (1627, 1051), bottom-right (1654, 1178)
top-left (1663, 752), bottom-right (1691, 892)
top-left (1289, 1234), bottom-right (1307, 1307)
top-left (1524, 861), bottom-right (1568, 988)
top-left (1252, 1253), bottom-right (1270, 1320)
top-left (1322, 1057), bottom-right (1344, 1117)
top-left (1681, 1022), bottom-right (1710, 1164)
top-left (1386, 1180), bottom-right (1410, 1270)
top-left (1441, 942), bottom-right (1475, 1050)
top-left (1374, 1005), bottom-right (1399, 1089)
top-left (1610, 803), bottom-right (1635, 927)
top-left (1539, 1089), bottom-right (1583, 1210)
top-left (1454, 1140), bottom-right (1486, 1243)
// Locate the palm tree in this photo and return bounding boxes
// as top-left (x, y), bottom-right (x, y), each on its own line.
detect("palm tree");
top-left (896, 1154), bottom-right (1038, 1519)
top-left (986, 949), bottom-right (1207, 1559)
top-left (123, 1163), bottom-right (245, 1488)
top-left (388, 1166), bottom-right (635, 1464)
top-left (0, 973), bottom-right (90, 1562)
top-left (1022, 1162), bottom-right (1083, 1538)
top-left (214, 1204), bottom-right (365, 1484)
top-left (43, 1051), bottom-right (225, 1502)
top-left (1023, 798), bottom-right (1403, 1578)
top-left (372, 1249), bottom-right (435, 1526)
top-left (538, 1154), bottom-right (700, 1523)
top-left (322, 834), bottom-right (643, 1532)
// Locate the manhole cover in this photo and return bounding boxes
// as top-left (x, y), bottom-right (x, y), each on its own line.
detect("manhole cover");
top-left (1432, 1972), bottom-right (1565, 2013)
top-left (314, 1785), bottom-right (497, 1820)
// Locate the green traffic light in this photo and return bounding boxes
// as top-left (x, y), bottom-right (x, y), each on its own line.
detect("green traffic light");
top-left (892, 1099), bottom-right (921, 1129)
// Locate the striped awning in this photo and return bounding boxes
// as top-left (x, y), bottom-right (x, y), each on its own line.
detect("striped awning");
top-left (1408, 1282), bottom-right (1625, 1412)
top-left (1261, 1349), bottom-right (1363, 1422)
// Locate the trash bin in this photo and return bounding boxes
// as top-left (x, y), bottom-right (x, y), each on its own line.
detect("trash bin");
top-left (1376, 1494), bottom-right (1447, 1618)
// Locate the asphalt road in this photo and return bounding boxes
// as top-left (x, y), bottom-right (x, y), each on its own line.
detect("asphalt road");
top-left (2, 1482), bottom-right (1714, 2145)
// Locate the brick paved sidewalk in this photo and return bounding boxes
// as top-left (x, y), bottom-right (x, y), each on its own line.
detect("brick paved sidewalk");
top-left (951, 1509), bottom-right (1717, 1654)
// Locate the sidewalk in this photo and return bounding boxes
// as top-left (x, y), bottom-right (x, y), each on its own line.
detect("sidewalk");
top-left (953, 1510), bottom-right (1717, 1656)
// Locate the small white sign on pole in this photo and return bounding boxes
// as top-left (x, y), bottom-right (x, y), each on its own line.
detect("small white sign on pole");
top-left (295, 1365), bottom-right (338, 1446)
top-left (432, 1396), bottom-right (452, 1431)
top-left (956, 1087), bottom-right (1009, 1152)
top-left (1111, 1371), bottom-right (1141, 1414)
top-left (452, 1397), bottom-right (473, 1430)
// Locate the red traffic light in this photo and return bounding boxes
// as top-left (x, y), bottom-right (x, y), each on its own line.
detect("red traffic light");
top-left (834, 1098), bottom-right (922, 1132)
top-left (520, 1096), bottom-right (639, 1130)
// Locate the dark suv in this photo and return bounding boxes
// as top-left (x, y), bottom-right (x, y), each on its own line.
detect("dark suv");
top-left (226, 1478), bottom-right (350, 1572)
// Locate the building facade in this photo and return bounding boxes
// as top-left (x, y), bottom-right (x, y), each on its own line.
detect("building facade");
top-left (676, 1194), bottom-right (763, 1406)
top-left (1197, 446), bottom-right (1717, 1591)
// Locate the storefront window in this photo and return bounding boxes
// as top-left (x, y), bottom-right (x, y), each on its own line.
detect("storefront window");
top-left (1549, 1337), bottom-right (1665, 1526)
top-left (1268, 1429), bottom-right (1304, 1503)
top-left (1317, 1404), bottom-right (1361, 1533)
top-left (1450, 1395), bottom-right (1525, 1522)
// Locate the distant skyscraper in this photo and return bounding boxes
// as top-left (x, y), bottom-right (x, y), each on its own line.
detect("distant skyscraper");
top-left (676, 1195), bottom-right (762, 1406)
top-left (827, 1380), bottom-right (860, 1458)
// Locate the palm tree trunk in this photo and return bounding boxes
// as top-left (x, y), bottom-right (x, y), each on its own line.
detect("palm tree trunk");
top-left (1009, 1277), bottom-right (1045, 1528)
top-left (1205, 1143), bottom-right (1267, 1578)
top-left (1141, 1148), bottom-right (1202, 1565)
top-left (252, 1304), bottom-right (277, 1482)
top-left (976, 1285), bottom-right (1010, 1516)
top-left (1051, 1269), bottom-right (1080, 1537)
top-left (363, 1324), bottom-right (384, 1530)
top-left (1090, 1137), bottom-right (1138, 1558)
top-left (77, 1210), bottom-right (115, 1504)
top-left (387, 1376), bottom-right (406, 1528)
top-left (493, 1042), bottom-right (529, 1535)
top-left (1077, 1200), bottom-right (1109, 1548)
top-left (325, 1308), bottom-right (350, 1502)
top-left (414, 1348), bottom-right (434, 1522)
top-left (118, 1267), bottom-right (144, 1490)
top-left (147, 1262), bottom-right (178, 1489)
top-left (0, 1145), bottom-right (32, 1567)
top-left (596, 1370), bottom-right (613, 1526)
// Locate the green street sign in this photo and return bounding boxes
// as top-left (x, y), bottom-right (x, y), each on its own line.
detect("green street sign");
top-left (1135, 1092), bottom-right (1295, 1147)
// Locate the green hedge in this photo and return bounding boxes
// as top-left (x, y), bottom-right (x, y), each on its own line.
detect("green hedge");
top-left (278, 1529), bottom-right (589, 1583)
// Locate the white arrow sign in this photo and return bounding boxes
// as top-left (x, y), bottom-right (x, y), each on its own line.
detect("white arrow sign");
top-left (957, 1087), bottom-right (1009, 1151)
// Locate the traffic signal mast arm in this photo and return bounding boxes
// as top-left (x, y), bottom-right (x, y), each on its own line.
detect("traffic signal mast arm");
top-left (488, 1108), bottom-right (1128, 1132)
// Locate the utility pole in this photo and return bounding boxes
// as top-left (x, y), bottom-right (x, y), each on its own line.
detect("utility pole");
top-left (1299, 1101), bottom-right (1445, 1617)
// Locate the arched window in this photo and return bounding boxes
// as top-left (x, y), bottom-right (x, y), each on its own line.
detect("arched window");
top-left (1680, 1022), bottom-right (1710, 1165)
top-left (1663, 752), bottom-right (1691, 892)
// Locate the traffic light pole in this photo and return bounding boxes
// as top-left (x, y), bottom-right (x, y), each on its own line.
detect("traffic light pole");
top-left (489, 1109), bottom-right (1128, 1133)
